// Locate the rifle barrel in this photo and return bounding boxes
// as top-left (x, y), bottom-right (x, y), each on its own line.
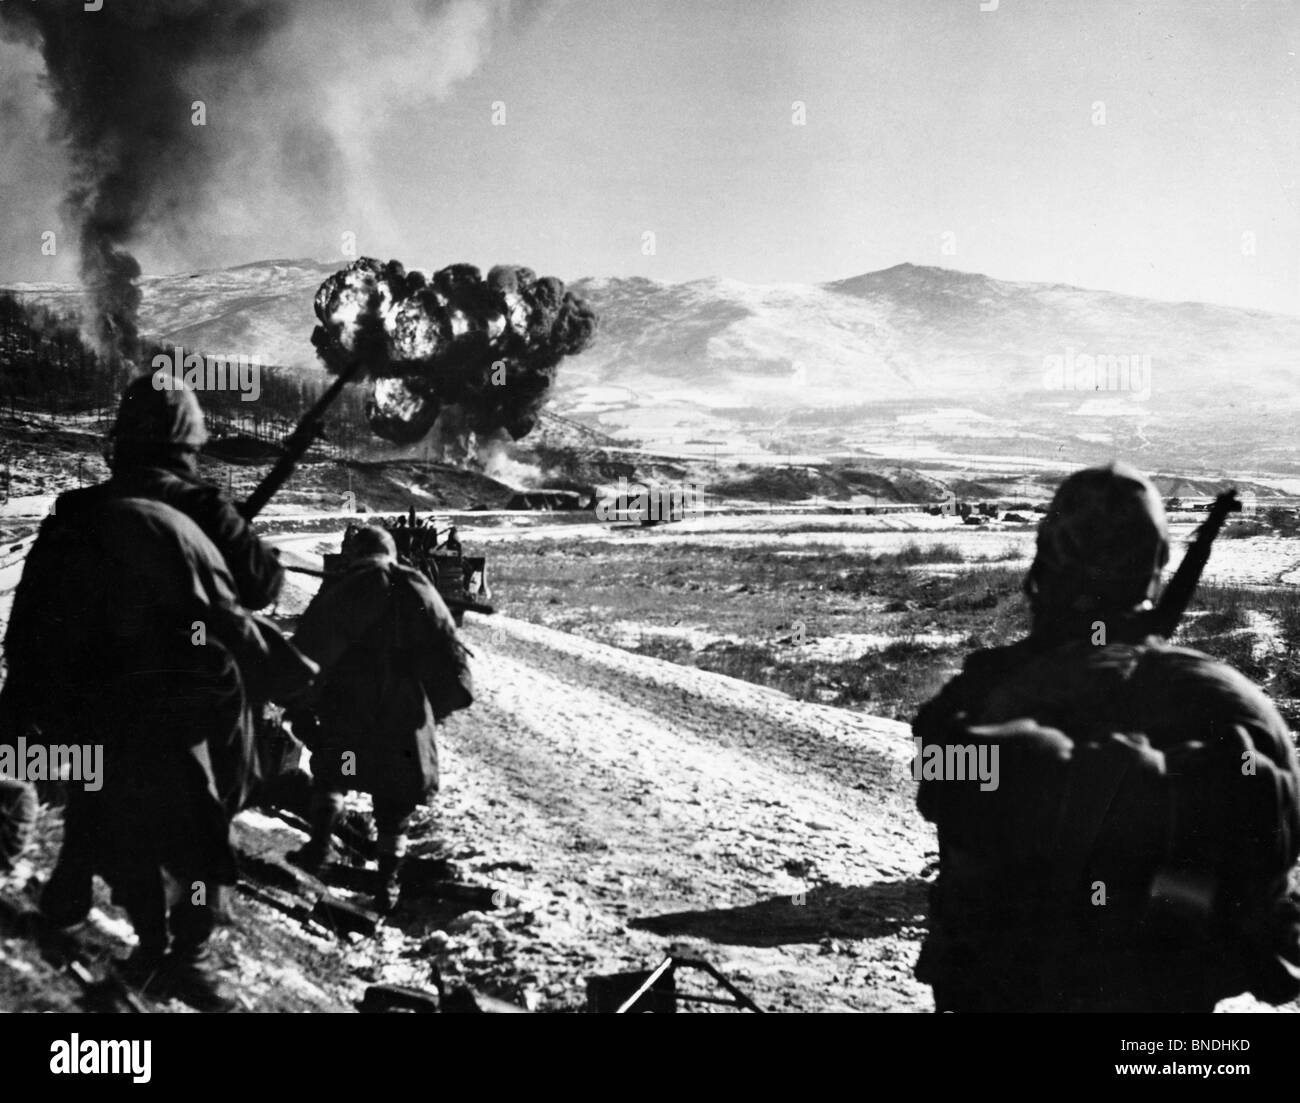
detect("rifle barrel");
top-left (1148, 489), bottom-right (1239, 638)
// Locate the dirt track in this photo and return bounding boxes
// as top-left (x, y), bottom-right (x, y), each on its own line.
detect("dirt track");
top-left (261, 541), bottom-right (939, 1011)
top-left (417, 609), bottom-right (935, 1012)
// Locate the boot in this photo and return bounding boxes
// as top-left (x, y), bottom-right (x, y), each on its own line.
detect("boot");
top-left (286, 838), bottom-right (331, 877)
top-left (39, 858), bottom-right (94, 928)
top-left (373, 853), bottom-right (402, 914)
top-left (116, 876), bottom-right (169, 991)
top-left (160, 941), bottom-right (237, 1013)
top-left (39, 798), bottom-right (96, 926)
top-left (286, 793), bottom-right (342, 876)
top-left (162, 898), bottom-right (234, 1011)
top-left (113, 944), bottom-right (167, 991)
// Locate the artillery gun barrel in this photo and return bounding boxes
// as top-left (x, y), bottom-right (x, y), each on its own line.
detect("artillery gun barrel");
top-left (238, 358), bottom-right (367, 521)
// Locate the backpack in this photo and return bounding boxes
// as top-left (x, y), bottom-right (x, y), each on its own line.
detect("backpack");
top-left (389, 566), bottom-right (474, 722)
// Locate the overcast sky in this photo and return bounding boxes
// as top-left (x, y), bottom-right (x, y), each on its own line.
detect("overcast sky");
top-left (2, 0), bottom-right (1297, 314)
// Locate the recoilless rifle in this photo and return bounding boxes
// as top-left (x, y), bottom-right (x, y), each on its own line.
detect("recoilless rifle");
top-left (238, 359), bottom-right (367, 520)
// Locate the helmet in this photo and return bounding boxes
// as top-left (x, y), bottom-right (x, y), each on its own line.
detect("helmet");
top-left (111, 373), bottom-right (208, 451)
top-left (342, 524), bottom-right (397, 562)
top-left (1026, 462), bottom-right (1169, 617)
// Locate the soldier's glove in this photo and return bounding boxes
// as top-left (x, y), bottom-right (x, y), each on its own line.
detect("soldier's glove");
top-left (917, 715), bottom-right (1072, 860)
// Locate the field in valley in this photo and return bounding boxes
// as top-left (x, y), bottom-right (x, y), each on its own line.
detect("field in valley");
top-left (478, 517), bottom-right (1300, 731)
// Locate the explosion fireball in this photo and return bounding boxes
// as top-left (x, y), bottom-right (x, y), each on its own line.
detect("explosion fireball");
top-left (311, 257), bottom-right (597, 454)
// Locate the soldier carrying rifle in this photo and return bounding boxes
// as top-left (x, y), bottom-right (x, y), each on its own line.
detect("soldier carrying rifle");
top-left (286, 524), bottom-right (472, 913)
top-left (0, 378), bottom-right (312, 1011)
top-left (913, 463), bottom-right (1300, 1011)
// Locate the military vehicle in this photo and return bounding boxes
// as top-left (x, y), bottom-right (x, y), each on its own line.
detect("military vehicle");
top-left (323, 507), bottom-right (492, 625)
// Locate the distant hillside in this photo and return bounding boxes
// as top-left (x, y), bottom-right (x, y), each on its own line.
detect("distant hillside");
top-left (7, 259), bottom-right (1299, 472)
top-left (565, 265), bottom-right (1300, 471)
top-left (6, 259), bottom-right (333, 372)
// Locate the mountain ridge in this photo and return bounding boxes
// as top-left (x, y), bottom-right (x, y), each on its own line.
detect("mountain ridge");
top-left (6, 260), bottom-right (1297, 471)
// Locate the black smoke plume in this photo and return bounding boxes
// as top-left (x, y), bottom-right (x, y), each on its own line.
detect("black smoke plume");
top-left (312, 257), bottom-right (597, 452)
top-left (0, 1), bottom-right (293, 356)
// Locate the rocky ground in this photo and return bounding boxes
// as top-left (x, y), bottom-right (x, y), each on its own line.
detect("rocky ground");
top-left (422, 612), bottom-right (930, 1012)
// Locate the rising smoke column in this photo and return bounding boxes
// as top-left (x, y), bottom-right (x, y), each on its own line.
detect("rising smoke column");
top-left (312, 257), bottom-right (597, 452)
top-left (0, 1), bottom-right (523, 360)
top-left (0, 1), bottom-right (297, 357)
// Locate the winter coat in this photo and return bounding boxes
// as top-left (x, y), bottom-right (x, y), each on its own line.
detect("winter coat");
top-left (1, 492), bottom-right (265, 887)
top-left (292, 556), bottom-right (461, 806)
top-left (913, 627), bottom-right (1300, 1011)
top-left (55, 462), bottom-right (284, 610)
